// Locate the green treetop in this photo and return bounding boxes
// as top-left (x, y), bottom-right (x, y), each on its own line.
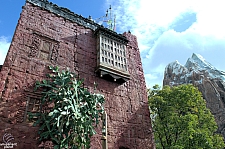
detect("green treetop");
top-left (148, 84), bottom-right (224, 149)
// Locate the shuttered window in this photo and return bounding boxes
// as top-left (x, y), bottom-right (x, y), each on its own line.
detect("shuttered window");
top-left (39, 40), bottom-right (52, 60)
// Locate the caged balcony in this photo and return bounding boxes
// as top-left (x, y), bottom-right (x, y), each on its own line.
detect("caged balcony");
top-left (95, 27), bottom-right (130, 83)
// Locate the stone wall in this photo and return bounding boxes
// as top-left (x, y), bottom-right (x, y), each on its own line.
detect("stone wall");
top-left (0, 1), bottom-right (155, 148)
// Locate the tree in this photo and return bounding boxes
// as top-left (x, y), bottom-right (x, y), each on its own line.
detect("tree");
top-left (148, 84), bottom-right (224, 149)
top-left (29, 66), bottom-right (105, 149)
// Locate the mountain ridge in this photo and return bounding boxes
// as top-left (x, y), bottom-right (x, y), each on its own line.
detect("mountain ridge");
top-left (163, 53), bottom-right (225, 140)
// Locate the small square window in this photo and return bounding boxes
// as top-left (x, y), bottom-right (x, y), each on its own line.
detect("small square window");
top-left (38, 40), bottom-right (52, 60)
top-left (30, 34), bottom-right (58, 61)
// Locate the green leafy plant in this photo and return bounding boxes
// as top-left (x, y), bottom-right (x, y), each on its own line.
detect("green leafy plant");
top-left (148, 84), bottom-right (224, 149)
top-left (30, 66), bottom-right (105, 149)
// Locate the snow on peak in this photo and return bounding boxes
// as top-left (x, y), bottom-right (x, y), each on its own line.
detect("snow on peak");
top-left (185, 53), bottom-right (216, 71)
top-left (167, 60), bottom-right (180, 67)
top-left (192, 53), bottom-right (205, 61)
top-left (165, 60), bottom-right (187, 75)
top-left (166, 53), bottom-right (225, 82)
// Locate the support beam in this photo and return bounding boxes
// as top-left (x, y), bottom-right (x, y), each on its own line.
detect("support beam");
top-left (102, 112), bottom-right (108, 149)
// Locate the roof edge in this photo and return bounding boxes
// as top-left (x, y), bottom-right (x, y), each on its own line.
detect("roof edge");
top-left (26, 0), bottom-right (99, 30)
top-left (26, 0), bottom-right (128, 41)
top-left (95, 26), bottom-right (129, 43)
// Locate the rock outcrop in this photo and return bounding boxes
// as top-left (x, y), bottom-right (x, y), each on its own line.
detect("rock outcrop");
top-left (163, 53), bottom-right (225, 138)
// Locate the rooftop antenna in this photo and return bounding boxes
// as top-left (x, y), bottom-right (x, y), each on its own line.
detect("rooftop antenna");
top-left (106, 9), bottom-right (108, 17)
top-left (113, 14), bottom-right (116, 31)
top-left (109, 5), bottom-right (112, 30)
top-left (96, 5), bottom-right (116, 31)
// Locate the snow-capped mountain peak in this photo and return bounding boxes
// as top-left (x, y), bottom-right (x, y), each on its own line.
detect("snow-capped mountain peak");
top-left (185, 53), bottom-right (216, 71)
top-left (166, 60), bottom-right (187, 75)
top-left (164, 53), bottom-right (225, 84)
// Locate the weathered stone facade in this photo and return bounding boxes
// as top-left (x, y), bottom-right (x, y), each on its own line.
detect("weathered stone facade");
top-left (0, 0), bottom-right (155, 148)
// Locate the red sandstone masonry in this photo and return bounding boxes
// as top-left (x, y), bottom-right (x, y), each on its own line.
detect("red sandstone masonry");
top-left (0, 1), bottom-right (155, 149)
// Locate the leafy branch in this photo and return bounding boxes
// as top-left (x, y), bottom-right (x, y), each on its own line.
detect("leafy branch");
top-left (29, 66), bottom-right (105, 149)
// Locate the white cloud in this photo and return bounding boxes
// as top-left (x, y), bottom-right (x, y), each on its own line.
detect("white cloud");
top-left (107, 0), bottom-right (225, 87)
top-left (145, 73), bottom-right (163, 89)
top-left (144, 64), bottom-right (165, 88)
top-left (0, 36), bottom-right (10, 65)
top-left (143, 29), bottom-right (225, 86)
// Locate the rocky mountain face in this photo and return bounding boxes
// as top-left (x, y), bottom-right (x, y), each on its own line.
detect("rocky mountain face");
top-left (163, 53), bottom-right (225, 138)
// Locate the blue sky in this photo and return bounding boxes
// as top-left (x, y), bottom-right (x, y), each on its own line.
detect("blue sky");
top-left (1, 0), bottom-right (225, 88)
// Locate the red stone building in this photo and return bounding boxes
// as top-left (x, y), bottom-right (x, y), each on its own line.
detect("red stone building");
top-left (0, 0), bottom-right (155, 148)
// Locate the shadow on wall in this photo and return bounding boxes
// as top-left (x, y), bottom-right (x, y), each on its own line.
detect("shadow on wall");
top-left (116, 104), bottom-right (154, 149)
top-left (106, 104), bottom-right (155, 149)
